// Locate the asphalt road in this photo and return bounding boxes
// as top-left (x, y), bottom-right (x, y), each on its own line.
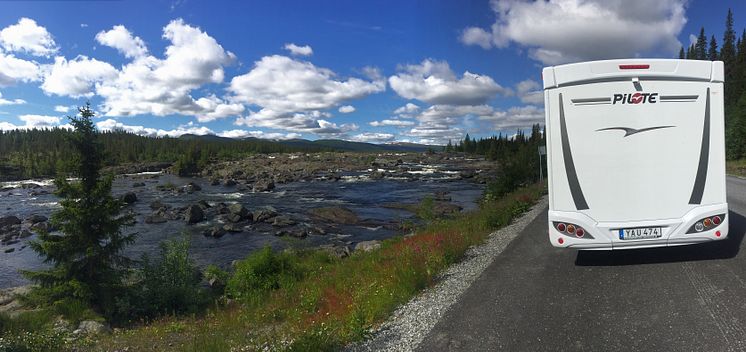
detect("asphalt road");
top-left (417, 176), bottom-right (746, 352)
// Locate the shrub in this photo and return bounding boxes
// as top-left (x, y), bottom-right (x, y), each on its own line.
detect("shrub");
top-left (225, 247), bottom-right (304, 304)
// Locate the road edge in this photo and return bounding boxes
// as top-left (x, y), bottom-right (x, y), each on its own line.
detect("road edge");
top-left (348, 196), bottom-right (549, 352)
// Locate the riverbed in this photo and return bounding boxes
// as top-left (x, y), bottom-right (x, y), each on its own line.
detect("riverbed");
top-left (0, 161), bottom-right (486, 288)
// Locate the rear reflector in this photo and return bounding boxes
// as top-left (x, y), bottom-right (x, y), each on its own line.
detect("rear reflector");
top-left (558, 237), bottom-right (564, 245)
top-left (619, 64), bottom-right (650, 70)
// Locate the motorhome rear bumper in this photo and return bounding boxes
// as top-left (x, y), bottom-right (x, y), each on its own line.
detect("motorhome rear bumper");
top-left (548, 203), bottom-right (729, 250)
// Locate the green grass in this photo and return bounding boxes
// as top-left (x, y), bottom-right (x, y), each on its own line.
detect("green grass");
top-left (87, 182), bottom-right (546, 351)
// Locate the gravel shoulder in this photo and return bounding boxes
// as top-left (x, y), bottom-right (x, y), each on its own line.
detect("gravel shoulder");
top-left (347, 196), bottom-right (548, 352)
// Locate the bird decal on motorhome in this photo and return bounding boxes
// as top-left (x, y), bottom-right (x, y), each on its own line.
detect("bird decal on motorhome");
top-left (596, 125), bottom-right (675, 137)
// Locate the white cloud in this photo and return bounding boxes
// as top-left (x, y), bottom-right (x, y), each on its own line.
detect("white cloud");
top-left (461, 0), bottom-right (687, 65)
top-left (688, 34), bottom-right (697, 47)
top-left (369, 119), bottom-right (414, 127)
top-left (393, 102), bottom-right (420, 116)
top-left (350, 132), bottom-right (395, 143)
top-left (41, 55), bottom-right (118, 97)
top-left (80, 24), bottom-right (88, 28)
top-left (284, 43), bottom-right (313, 56)
top-left (95, 25), bottom-right (148, 58)
top-left (0, 53), bottom-right (41, 86)
top-left (515, 79), bottom-right (544, 105)
top-left (0, 93), bottom-right (25, 105)
top-left (96, 20), bottom-right (237, 120)
top-left (389, 59), bottom-right (508, 105)
top-left (338, 105), bottom-right (355, 113)
top-left (19, 114), bottom-right (60, 127)
top-left (54, 105), bottom-right (69, 113)
top-left (96, 118), bottom-right (214, 137)
top-left (230, 55), bottom-right (384, 133)
top-left (218, 129), bottom-right (301, 140)
top-left (0, 18), bottom-right (57, 57)
top-left (478, 105), bottom-right (545, 131)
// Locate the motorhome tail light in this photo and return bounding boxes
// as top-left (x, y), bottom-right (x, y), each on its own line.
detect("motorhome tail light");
top-left (716, 231), bottom-right (722, 237)
top-left (619, 64), bottom-right (650, 70)
top-left (552, 222), bottom-right (594, 239)
top-left (558, 237), bottom-right (564, 245)
top-left (686, 214), bottom-right (726, 234)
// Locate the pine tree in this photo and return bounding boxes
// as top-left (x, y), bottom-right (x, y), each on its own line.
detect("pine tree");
top-left (721, 9), bottom-right (737, 66)
top-left (679, 46), bottom-right (685, 59)
top-left (695, 27), bottom-right (708, 60)
top-left (709, 35), bottom-right (719, 61)
top-left (23, 104), bottom-right (136, 312)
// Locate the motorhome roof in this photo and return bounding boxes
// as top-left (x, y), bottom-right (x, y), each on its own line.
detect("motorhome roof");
top-left (542, 59), bottom-right (724, 89)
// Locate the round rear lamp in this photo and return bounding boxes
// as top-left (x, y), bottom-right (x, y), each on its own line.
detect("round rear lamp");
top-left (695, 222), bottom-right (704, 232)
top-left (557, 223), bottom-right (566, 232)
top-left (575, 227), bottom-right (585, 238)
top-left (566, 224), bottom-right (576, 234)
top-left (713, 216), bottom-right (722, 225)
top-left (704, 218), bottom-right (712, 227)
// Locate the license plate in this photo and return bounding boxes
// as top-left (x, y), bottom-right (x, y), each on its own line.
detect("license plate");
top-left (619, 227), bottom-right (662, 240)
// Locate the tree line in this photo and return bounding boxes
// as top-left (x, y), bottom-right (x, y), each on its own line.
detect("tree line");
top-left (0, 128), bottom-right (325, 180)
top-left (679, 9), bottom-right (746, 159)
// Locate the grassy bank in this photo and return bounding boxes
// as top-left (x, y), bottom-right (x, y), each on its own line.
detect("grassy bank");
top-left (1, 183), bottom-right (545, 351)
top-left (727, 159), bottom-right (746, 178)
top-left (87, 183), bottom-right (545, 351)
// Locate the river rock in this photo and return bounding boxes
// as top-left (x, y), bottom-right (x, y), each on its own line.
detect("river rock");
top-left (320, 244), bottom-right (351, 258)
top-left (224, 179), bottom-right (237, 187)
top-left (182, 182), bottom-right (202, 193)
top-left (223, 223), bottom-right (245, 233)
top-left (25, 214), bottom-right (47, 224)
top-left (370, 171), bottom-right (385, 180)
top-left (309, 206), bottom-right (359, 224)
top-left (132, 182), bottom-right (146, 187)
top-left (274, 228), bottom-right (306, 238)
top-left (203, 226), bottom-right (225, 238)
top-left (210, 178), bottom-right (221, 186)
top-left (0, 216), bottom-right (21, 228)
top-left (74, 320), bottom-right (110, 335)
top-left (228, 204), bottom-right (249, 219)
top-left (18, 230), bottom-right (32, 238)
top-left (253, 206), bottom-right (277, 222)
top-left (185, 205), bottom-right (204, 224)
top-left (197, 200), bottom-right (211, 209)
top-left (253, 179), bottom-right (275, 192)
top-left (355, 240), bottom-right (382, 252)
top-left (4, 248), bottom-right (14, 253)
top-left (121, 192), bottom-right (138, 204)
top-left (31, 222), bottom-right (48, 233)
top-left (145, 215), bottom-right (167, 224)
top-left (149, 200), bottom-right (170, 210)
top-left (272, 215), bottom-right (296, 227)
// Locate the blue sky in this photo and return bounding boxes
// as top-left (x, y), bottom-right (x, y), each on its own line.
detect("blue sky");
top-left (0, 0), bottom-right (743, 144)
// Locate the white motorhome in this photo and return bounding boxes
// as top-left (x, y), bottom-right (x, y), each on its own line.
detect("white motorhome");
top-left (543, 59), bottom-right (728, 250)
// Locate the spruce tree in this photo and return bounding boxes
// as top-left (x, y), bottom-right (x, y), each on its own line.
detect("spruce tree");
top-left (23, 104), bottom-right (136, 312)
top-left (695, 27), bottom-right (708, 60)
top-left (709, 35), bottom-right (719, 61)
top-left (679, 46), bottom-right (685, 59)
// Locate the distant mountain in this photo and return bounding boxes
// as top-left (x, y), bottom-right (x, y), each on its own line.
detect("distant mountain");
top-left (178, 134), bottom-right (439, 152)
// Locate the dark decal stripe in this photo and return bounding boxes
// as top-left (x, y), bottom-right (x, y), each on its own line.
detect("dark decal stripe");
top-left (559, 93), bottom-right (589, 210)
top-left (660, 95), bottom-right (699, 101)
top-left (571, 97), bottom-right (611, 104)
top-left (688, 88), bottom-right (710, 204)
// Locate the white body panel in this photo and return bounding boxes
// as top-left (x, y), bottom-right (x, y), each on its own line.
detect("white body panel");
top-left (544, 59), bottom-right (728, 250)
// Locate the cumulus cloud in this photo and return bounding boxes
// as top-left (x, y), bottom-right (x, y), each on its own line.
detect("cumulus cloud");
top-left (95, 25), bottom-right (148, 58)
top-left (218, 129), bottom-right (301, 140)
top-left (461, 0), bottom-right (687, 64)
top-left (96, 19), bottom-right (237, 120)
top-left (0, 53), bottom-right (41, 86)
top-left (54, 105), bottom-right (69, 113)
top-left (0, 18), bottom-right (57, 57)
top-left (350, 132), bottom-right (395, 143)
top-left (41, 55), bottom-right (118, 97)
top-left (338, 105), bottom-right (355, 113)
top-left (19, 114), bottom-right (60, 127)
top-left (230, 55), bottom-right (384, 133)
top-left (389, 59), bottom-right (508, 105)
top-left (515, 79), bottom-right (544, 105)
top-left (284, 43), bottom-right (313, 56)
top-left (369, 119), bottom-right (414, 127)
top-left (393, 102), bottom-right (420, 116)
top-left (478, 105), bottom-right (545, 130)
top-left (0, 93), bottom-right (26, 105)
top-left (96, 118), bottom-right (214, 137)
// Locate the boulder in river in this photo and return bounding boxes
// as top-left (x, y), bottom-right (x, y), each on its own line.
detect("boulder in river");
top-left (121, 192), bottom-right (138, 204)
top-left (309, 206), bottom-right (359, 225)
top-left (145, 215), bottom-right (167, 224)
top-left (149, 200), bottom-right (170, 210)
top-left (132, 182), bottom-right (146, 188)
top-left (253, 206), bottom-right (277, 222)
top-left (228, 204), bottom-right (249, 219)
top-left (224, 179), bottom-right (237, 187)
top-left (355, 240), bottom-right (382, 252)
top-left (0, 216), bottom-right (21, 228)
top-left (182, 182), bottom-right (202, 193)
top-left (253, 179), bottom-right (275, 192)
top-left (185, 205), bottom-right (204, 224)
top-left (26, 214), bottom-right (47, 224)
top-left (272, 215), bottom-right (296, 227)
top-left (203, 226), bottom-right (226, 238)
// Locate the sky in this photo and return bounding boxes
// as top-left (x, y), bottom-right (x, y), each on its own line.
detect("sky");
top-left (0, 0), bottom-right (743, 145)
